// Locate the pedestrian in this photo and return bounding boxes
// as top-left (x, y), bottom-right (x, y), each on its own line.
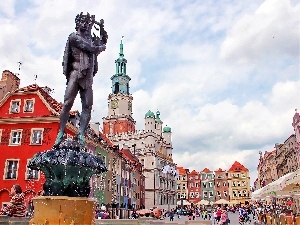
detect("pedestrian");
top-left (219, 210), bottom-right (228, 225)
top-left (203, 209), bottom-right (207, 220)
top-left (188, 210), bottom-right (193, 220)
top-left (213, 209), bottom-right (218, 224)
top-left (0, 184), bottom-right (26, 217)
top-left (177, 208), bottom-right (181, 219)
top-left (169, 210), bottom-right (174, 221)
top-left (216, 207), bottom-right (222, 222)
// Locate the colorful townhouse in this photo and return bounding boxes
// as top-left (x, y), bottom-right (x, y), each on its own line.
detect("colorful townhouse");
top-left (187, 169), bottom-right (201, 205)
top-left (200, 168), bottom-right (215, 203)
top-left (227, 161), bottom-right (251, 205)
top-left (214, 168), bottom-right (229, 201)
top-left (176, 166), bottom-right (188, 204)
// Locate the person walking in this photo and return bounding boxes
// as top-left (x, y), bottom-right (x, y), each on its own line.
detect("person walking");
top-left (169, 210), bottom-right (174, 221)
top-left (219, 210), bottom-right (229, 225)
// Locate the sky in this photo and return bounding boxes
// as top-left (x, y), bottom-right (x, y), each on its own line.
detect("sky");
top-left (0, 0), bottom-right (299, 187)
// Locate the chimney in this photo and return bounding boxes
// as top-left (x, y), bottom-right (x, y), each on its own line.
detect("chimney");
top-left (0, 70), bottom-right (20, 100)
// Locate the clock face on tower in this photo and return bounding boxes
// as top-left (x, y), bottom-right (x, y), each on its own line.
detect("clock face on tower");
top-left (111, 100), bottom-right (119, 109)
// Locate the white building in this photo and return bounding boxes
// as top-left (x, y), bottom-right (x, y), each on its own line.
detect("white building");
top-left (102, 40), bottom-right (177, 209)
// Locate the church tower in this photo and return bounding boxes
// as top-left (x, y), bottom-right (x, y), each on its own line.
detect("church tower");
top-left (102, 39), bottom-right (136, 134)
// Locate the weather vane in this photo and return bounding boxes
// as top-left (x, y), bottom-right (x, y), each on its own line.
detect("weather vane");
top-left (17, 62), bottom-right (22, 71)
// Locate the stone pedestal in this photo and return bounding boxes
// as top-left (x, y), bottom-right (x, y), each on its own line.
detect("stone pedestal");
top-left (30, 196), bottom-right (96, 225)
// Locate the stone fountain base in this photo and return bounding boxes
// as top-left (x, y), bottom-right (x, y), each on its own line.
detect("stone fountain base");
top-left (30, 196), bottom-right (96, 225)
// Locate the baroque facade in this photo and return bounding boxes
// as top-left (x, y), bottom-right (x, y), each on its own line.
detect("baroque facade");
top-left (177, 161), bottom-right (251, 205)
top-left (102, 40), bottom-right (177, 209)
top-left (255, 112), bottom-right (300, 190)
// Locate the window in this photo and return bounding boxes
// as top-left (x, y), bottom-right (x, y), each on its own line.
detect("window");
top-left (190, 182), bottom-right (194, 188)
top-left (0, 129), bottom-right (2, 143)
top-left (182, 184), bottom-right (186, 190)
top-left (4, 160), bottom-right (19, 179)
top-left (203, 191), bottom-right (208, 198)
top-left (195, 192), bottom-right (199, 198)
top-left (30, 129), bottom-right (43, 145)
top-left (233, 190), bottom-right (237, 197)
top-left (209, 191), bottom-right (213, 197)
top-left (238, 190), bottom-right (242, 197)
top-left (10, 130), bottom-right (22, 145)
top-left (195, 183), bottom-right (199, 188)
top-left (177, 193), bottom-right (181, 199)
top-left (190, 192), bottom-right (194, 198)
top-left (237, 181), bottom-right (241, 187)
top-left (209, 182), bottom-right (213, 188)
top-left (224, 191), bottom-right (228, 197)
top-left (10, 100), bottom-right (20, 113)
top-left (232, 181), bottom-right (236, 187)
top-left (223, 181), bottom-right (227, 187)
top-left (177, 184), bottom-right (180, 190)
top-left (26, 159), bottom-right (39, 180)
top-left (24, 99), bottom-right (34, 112)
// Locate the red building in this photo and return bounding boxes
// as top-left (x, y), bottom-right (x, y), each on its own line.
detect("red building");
top-left (0, 71), bottom-right (78, 208)
top-left (214, 168), bottom-right (229, 201)
top-left (187, 169), bottom-right (201, 205)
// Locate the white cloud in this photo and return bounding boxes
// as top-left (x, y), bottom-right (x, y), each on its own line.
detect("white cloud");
top-left (0, 0), bottom-right (15, 18)
top-left (220, 0), bottom-right (300, 63)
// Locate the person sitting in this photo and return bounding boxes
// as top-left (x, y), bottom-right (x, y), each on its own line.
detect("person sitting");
top-left (0, 184), bottom-right (26, 217)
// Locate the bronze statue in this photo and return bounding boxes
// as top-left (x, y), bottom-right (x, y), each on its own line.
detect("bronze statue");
top-left (53, 12), bottom-right (108, 148)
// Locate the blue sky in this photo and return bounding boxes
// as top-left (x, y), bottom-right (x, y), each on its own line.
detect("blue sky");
top-left (0, 0), bottom-right (299, 186)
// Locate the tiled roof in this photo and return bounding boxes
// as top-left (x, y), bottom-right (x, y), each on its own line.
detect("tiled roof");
top-left (176, 166), bottom-right (187, 175)
top-left (119, 148), bottom-right (139, 165)
top-left (228, 161), bottom-right (248, 172)
top-left (189, 169), bottom-right (198, 175)
top-left (17, 84), bottom-right (62, 114)
top-left (202, 168), bottom-right (211, 173)
top-left (215, 168), bottom-right (224, 172)
top-left (100, 132), bottom-right (114, 146)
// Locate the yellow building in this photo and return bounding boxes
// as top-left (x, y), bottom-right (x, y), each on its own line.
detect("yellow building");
top-left (227, 161), bottom-right (251, 205)
top-left (176, 166), bottom-right (188, 204)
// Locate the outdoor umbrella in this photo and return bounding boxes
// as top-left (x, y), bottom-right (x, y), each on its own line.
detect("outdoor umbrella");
top-left (214, 199), bottom-right (230, 204)
top-left (197, 199), bottom-right (209, 205)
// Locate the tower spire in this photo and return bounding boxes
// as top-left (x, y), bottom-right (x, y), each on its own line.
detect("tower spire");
top-left (120, 36), bottom-right (124, 57)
